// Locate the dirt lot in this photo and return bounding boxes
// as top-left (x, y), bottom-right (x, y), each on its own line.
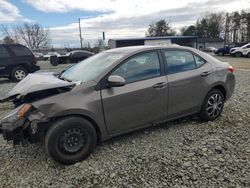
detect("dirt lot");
top-left (0, 56), bottom-right (250, 187)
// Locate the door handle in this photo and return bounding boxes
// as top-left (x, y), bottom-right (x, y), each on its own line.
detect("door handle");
top-left (152, 82), bottom-right (167, 89)
top-left (200, 71), bottom-right (212, 77)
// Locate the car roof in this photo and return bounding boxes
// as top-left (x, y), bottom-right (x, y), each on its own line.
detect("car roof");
top-left (106, 45), bottom-right (195, 54)
top-left (0, 43), bottom-right (26, 47)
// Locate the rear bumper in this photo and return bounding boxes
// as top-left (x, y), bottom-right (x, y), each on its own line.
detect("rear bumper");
top-left (29, 65), bottom-right (40, 72)
top-left (225, 73), bottom-right (235, 101)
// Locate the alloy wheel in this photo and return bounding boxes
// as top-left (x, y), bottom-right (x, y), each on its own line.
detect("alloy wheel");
top-left (15, 69), bottom-right (26, 80)
top-left (206, 93), bottom-right (223, 118)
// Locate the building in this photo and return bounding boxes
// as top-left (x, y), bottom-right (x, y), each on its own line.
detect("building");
top-left (197, 38), bottom-right (224, 50)
top-left (108, 36), bottom-right (198, 49)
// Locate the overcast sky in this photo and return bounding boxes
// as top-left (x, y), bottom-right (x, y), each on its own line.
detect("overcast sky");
top-left (0, 0), bottom-right (250, 47)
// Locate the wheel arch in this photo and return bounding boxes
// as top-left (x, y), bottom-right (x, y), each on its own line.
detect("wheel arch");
top-left (50, 114), bottom-right (102, 143)
top-left (211, 84), bottom-right (226, 99)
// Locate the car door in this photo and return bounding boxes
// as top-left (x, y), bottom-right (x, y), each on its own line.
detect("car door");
top-left (0, 46), bottom-right (12, 76)
top-left (101, 51), bottom-right (168, 135)
top-left (162, 49), bottom-right (213, 119)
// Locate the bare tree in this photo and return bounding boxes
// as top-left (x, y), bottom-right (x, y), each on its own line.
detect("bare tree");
top-left (0, 24), bottom-right (19, 43)
top-left (94, 38), bottom-right (105, 48)
top-left (15, 23), bottom-right (49, 50)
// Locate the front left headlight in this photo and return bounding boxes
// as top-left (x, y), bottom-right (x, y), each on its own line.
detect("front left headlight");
top-left (0, 104), bottom-right (32, 131)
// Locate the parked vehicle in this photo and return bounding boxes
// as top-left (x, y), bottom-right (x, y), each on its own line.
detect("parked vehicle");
top-left (43, 52), bottom-right (60, 60)
top-left (205, 47), bottom-right (217, 52)
top-left (33, 52), bottom-right (43, 61)
top-left (230, 43), bottom-right (250, 57)
top-left (0, 46), bottom-right (235, 164)
top-left (214, 42), bottom-right (247, 56)
top-left (57, 50), bottom-right (94, 64)
top-left (0, 44), bottom-right (40, 82)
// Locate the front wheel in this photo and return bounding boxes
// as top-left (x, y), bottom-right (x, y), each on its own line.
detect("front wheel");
top-left (235, 52), bottom-right (242, 57)
top-left (199, 89), bottom-right (225, 121)
top-left (10, 67), bottom-right (28, 82)
top-left (45, 117), bottom-right (97, 164)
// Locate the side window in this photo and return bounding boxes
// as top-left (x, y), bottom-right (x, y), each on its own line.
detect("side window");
top-left (112, 51), bottom-right (160, 83)
top-left (0, 46), bottom-right (11, 58)
top-left (163, 50), bottom-right (196, 74)
top-left (194, 54), bottom-right (206, 67)
top-left (9, 46), bottom-right (32, 56)
top-left (245, 45), bottom-right (250, 49)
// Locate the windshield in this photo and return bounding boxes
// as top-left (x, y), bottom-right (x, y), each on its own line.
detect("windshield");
top-left (61, 52), bottom-right (125, 82)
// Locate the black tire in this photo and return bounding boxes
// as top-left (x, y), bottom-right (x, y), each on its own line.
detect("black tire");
top-left (10, 66), bottom-right (28, 82)
top-left (45, 117), bottom-right (97, 165)
top-left (199, 89), bottom-right (225, 121)
top-left (218, 52), bottom-right (224, 56)
top-left (235, 52), bottom-right (242, 57)
top-left (247, 53), bottom-right (250, 58)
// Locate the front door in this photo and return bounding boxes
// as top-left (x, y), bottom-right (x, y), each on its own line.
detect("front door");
top-left (101, 51), bottom-right (168, 135)
top-left (0, 46), bottom-right (12, 76)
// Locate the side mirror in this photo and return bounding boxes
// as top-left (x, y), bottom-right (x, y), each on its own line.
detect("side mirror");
top-left (108, 75), bottom-right (126, 87)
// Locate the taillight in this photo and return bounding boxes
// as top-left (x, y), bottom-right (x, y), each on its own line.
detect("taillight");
top-left (32, 55), bottom-right (37, 64)
top-left (228, 65), bottom-right (235, 73)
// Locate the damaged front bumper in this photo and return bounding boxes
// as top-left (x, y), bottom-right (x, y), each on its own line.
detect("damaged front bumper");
top-left (0, 104), bottom-right (49, 145)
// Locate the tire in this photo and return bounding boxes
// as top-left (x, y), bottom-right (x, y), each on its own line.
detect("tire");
top-left (235, 52), bottom-right (242, 57)
top-left (247, 53), bottom-right (250, 58)
top-left (45, 117), bottom-right (97, 165)
top-left (10, 66), bottom-right (28, 82)
top-left (199, 89), bottom-right (224, 121)
top-left (218, 52), bottom-right (224, 56)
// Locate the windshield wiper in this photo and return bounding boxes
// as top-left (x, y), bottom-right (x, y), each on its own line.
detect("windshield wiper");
top-left (58, 76), bottom-right (72, 82)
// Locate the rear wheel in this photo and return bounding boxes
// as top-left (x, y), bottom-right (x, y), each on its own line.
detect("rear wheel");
top-left (247, 53), bottom-right (250, 58)
top-left (45, 117), bottom-right (97, 164)
top-left (199, 89), bottom-right (224, 121)
top-left (10, 66), bottom-right (28, 82)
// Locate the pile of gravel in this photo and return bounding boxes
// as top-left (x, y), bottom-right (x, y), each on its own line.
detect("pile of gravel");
top-left (0, 69), bottom-right (249, 188)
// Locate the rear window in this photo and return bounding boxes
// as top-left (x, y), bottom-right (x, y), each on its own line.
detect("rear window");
top-left (0, 46), bottom-right (11, 58)
top-left (9, 45), bottom-right (32, 56)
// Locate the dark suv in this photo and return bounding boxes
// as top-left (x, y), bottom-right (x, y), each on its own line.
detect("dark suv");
top-left (0, 44), bottom-right (40, 81)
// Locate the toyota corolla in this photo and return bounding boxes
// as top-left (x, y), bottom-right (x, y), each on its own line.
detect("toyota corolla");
top-left (0, 46), bottom-right (235, 164)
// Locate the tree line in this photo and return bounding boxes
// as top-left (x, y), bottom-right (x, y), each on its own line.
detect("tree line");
top-left (146, 10), bottom-right (250, 44)
top-left (0, 23), bottom-right (49, 50)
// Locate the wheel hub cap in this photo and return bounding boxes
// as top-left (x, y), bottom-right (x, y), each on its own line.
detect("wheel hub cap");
top-left (59, 128), bottom-right (86, 153)
top-left (15, 70), bottom-right (26, 80)
top-left (206, 94), bottom-right (223, 118)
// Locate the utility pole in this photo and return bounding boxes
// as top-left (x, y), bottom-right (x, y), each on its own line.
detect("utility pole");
top-left (78, 18), bottom-right (83, 49)
top-left (169, 16), bottom-right (172, 28)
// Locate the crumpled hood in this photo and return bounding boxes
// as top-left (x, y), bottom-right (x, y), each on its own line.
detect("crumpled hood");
top-left (0, 72), bottom-right (75, 102)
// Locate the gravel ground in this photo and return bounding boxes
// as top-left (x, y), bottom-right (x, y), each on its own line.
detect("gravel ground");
top-left (209, 53), bottom-right (250, 69)
top-left (0, 61), bottom-right (250, 188)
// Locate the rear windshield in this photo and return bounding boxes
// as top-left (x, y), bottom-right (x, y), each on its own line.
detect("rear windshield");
top-left (9, 45), bottom-right (33, 56)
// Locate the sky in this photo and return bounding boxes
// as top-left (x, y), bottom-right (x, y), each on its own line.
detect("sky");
top-left (0, 0), bottom-right (250, 47)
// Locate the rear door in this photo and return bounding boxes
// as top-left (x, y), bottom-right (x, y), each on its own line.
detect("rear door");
top-left (8, 45), bottom-right (34, 67)
top-left (101, 50), bottom-right (168, 135)
top-left (0, 46), bottom-right (12, 76)
top-left (162, 49), bottom-right (213, 118)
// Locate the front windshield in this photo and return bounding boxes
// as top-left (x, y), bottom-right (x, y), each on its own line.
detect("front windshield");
top-left (61, 52), bottom-right (125, 82)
